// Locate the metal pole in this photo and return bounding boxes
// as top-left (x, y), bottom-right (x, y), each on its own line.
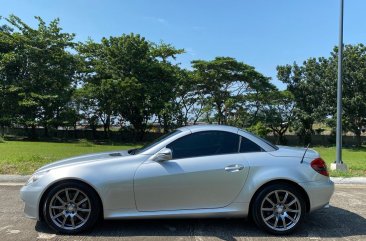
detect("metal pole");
top-left (336, 0), bottom-right (344, 164)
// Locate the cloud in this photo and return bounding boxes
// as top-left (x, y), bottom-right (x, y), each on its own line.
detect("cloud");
top-left (156, 18), bottom-right (166, 24)
top-left (144, 16), bottom-right (168, 26)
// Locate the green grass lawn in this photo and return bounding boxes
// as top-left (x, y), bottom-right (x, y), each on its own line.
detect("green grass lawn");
top-left (314, 146), bottom-right (366, 177)
top-left (0, 140), bottom-right (364, 177)
top-left (0, 140), bottom-right (140, 175)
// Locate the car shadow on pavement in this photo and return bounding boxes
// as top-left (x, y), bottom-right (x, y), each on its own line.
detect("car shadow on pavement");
top-left (35, 206), bottom-right (366, 240)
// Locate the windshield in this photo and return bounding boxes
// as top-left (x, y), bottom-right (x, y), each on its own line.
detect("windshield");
top-left (131, 130), bottom-right (182, 155)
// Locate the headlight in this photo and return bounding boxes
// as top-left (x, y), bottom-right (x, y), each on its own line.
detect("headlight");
top-left (26, 171), bottom-right (49, 185)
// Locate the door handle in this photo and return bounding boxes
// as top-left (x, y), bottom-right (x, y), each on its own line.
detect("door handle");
top-left (225, 164), bottom-right (244, 172)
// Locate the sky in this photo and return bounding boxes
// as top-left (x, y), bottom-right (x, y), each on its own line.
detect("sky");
top-left (2, 0), bottom-right (366, 89)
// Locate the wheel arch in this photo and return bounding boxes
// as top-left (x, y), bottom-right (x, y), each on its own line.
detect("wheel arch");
top-left (248, 179), bottom-right (311, 215)
top-left (38, 178), bottom-right (104, 221)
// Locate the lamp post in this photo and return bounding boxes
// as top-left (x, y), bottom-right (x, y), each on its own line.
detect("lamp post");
top-left (331, 0), bottom-right (347, 171)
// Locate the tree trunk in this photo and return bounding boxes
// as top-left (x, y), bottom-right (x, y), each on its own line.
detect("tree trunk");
top-left (73, 124), bottom-right (77, 139)
top-left (53, 125), bottom-right (59, 138)
top-left (103, 115), bottom-right (111, 139)
top-left (278, 133), bottom-right (287, 145)
top-left (31, 125), bottom-right (37, 140)
top-left (278, 127), bottom-right (288, 145)
top-left (0, 125), bottom-right (4, 137)
top-left (299, 119), bottom-right (313, 146)
top-left (303, 129), bottom-right (312, 146)
top-left (103, 125), bottom-right (107, 138)
top-left (163, 113), bottom-right (169, 133)
top-left (131, 120), bottom-right (146, 142)
top-left (355, 129), bottom-right (362, 147)
top-left (44, 126), bottom-right (49, 138)
top-left (138, 130), bottom-right (145, 142)
top-left (216, 102), bottom-right (223, 124)
top-left (91, 125), bottom-right (97, 140)
top-left (272, 130), bottom-right (279, 144)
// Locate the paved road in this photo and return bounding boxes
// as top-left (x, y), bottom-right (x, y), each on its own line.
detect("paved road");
top-left (0, 185), bottom-right (365, 241)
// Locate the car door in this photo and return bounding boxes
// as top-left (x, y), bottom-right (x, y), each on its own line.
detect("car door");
top-left (134, 131), bottom-right (250, 211)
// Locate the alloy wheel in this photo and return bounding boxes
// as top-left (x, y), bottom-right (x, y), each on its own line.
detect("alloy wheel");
top-left (48, 188), bottom-right (91, 230)
top-left (260, 190), bottom-right (301, 232)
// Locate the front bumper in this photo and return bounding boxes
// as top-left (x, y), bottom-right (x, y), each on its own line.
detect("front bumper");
top-left (20, 184), bottom-right (44, 220)
top-left (301, 179), bottom-right (335, 212)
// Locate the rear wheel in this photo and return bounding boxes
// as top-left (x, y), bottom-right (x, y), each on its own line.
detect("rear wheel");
top-left (43, 181), bottom-right (101, 234)
top-left (251, 183), bottom-right (305, 235)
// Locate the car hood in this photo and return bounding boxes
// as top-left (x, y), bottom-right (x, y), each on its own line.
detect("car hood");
top-left (269, 145), bottom-right (319, 159)
top-left (36, 150), bottom-right (131, 173)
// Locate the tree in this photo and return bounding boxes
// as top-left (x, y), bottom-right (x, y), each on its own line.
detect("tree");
top-left (261, 90), bottom-right (295, 144)
top-left (1, 15), bottom-right (78, 138)
top-left (158, 69), bottom-right (206, 129)
top-left (73, 86), bottom-right (101, 139)
top-left (78, 34), bottom-right (184, 139)
top-left (327, 44), bottom-right (366, 146)
top-left (277, 57), bottom-right (329, 145)
top-left (151, 41), bottom-right (184, 63)
top-left (192, 57), bottom-right (275, 125)
top-left (151, 45), bottom-right (185, 132)
top-left (177, 71), bottom-right (206, 126)
top-left (0, 18), bottom-right (19, 136)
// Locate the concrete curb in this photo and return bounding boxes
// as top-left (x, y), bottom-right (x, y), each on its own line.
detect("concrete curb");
top-left (0, 175), bottom-right (30, 183)
top-left (0, 175), bottom-right (365, 185)
top-left (330, 177), bottom-right (366, 184)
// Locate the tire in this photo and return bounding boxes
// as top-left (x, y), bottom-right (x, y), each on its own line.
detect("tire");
top-left (251, 183), bottom-right (306, 235)
top-left (42, 181), bottom-right (101, 234)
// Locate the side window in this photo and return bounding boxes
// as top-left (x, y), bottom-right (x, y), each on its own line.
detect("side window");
top-left (167, 131), bottom-right (240, 159)
top-left (240, 137), bottom-right (263, 153)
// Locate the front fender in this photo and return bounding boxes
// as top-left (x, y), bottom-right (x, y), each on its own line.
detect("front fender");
top-left (32, 155), bottom-right (145, 219)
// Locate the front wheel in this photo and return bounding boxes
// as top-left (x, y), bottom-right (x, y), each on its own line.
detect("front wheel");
top-left (251, 183), bottom-right (306, 235)
top-left (43, 181), bottom-right (101, 234)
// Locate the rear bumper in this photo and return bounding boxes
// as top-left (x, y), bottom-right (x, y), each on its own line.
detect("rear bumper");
top-left (301, 179), bottom-right (334, 212)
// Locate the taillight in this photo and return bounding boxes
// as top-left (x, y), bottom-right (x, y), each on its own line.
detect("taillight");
top-left (311, 158), bottom-right (329, 176)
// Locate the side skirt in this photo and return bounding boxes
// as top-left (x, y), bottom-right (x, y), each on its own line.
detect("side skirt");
top-left (104, 202), bottom-right (249, 220)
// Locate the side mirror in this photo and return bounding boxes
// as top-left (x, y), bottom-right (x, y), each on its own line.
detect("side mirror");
top-left (153, 147), bottom-right (173, 162)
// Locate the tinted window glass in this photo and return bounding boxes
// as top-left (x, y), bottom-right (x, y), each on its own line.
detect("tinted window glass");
top-left (241, 130), bottom-right (278, 150)
top-left (240, 137), bottom-right (263, 153)
top-left (167, 131), bottom-right (240, 159)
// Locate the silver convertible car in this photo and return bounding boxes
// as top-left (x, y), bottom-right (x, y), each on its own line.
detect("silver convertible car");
top-left (20, 125), bottom-right (334, 235)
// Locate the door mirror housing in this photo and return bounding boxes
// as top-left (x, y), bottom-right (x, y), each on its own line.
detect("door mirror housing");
top-left (153, 147), bottom-right (173, 162)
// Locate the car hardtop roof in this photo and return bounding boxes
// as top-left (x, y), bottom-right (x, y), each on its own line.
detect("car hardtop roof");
top-left (177, 124), bottom-right (240, 133)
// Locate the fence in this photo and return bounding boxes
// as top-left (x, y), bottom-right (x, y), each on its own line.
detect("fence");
top-left (2, 127), bottom-right (365, 146)
top-left (266, 134), bottom-right (365, 147)
top-left (2, 127), bottom-right (162, 142)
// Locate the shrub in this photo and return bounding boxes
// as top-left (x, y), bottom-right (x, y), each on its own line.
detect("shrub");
top-left (248, 122), bottom-right (270, 138)
top-left (78, 139), bottom-right (94, 147)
